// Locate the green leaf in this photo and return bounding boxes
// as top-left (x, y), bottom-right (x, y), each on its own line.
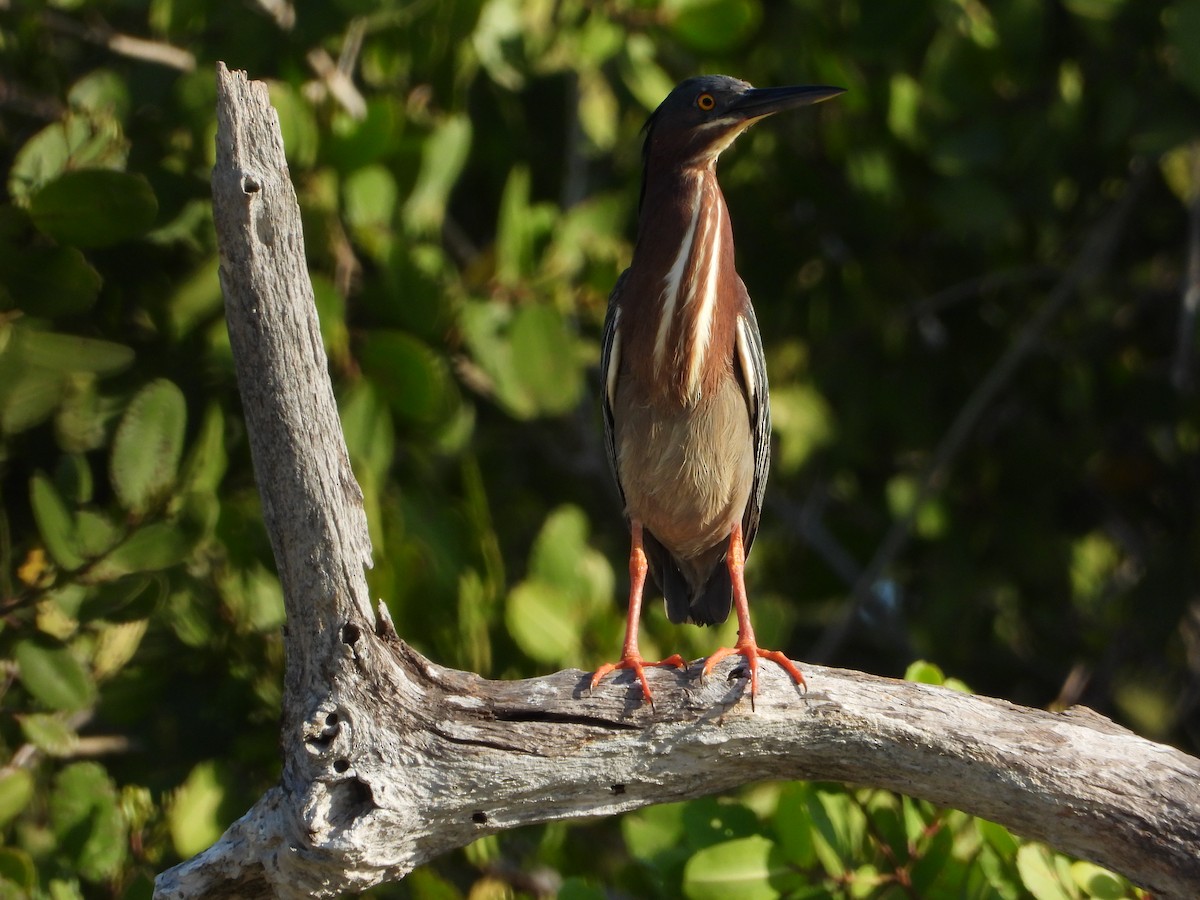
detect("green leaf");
top-left (267, 81), bottom-right (319, 169)
top-left (505, 580), bottom-right (579, 665)
top-left (17, 329), bottom-right (134, 375)
top-left (530, 505), bottom-right (613, 607)
top-left (15, 638), bottom-right (96, 712)
top-left (807, 787), bottom-right (865, 877)
top-left (30, 170), bottom-right (158, 247)
top-left (178, 402), bottom-right (228, 496)
top-left (622, 802), bottom-right (688, 865)
top-left (682, 835), bottom-right (788, 900)
top-left (94, 619), bottom-right (149, 680)
top-left (110, 379), bottom-right (187, 515)
top-left (219, 563), bottom-right (285, 632)
top-left (50, 762), bottom-right (127, 882)
top-left (0, 244), bottom-right (102, 317)
top-left (665, 0), bottom-right (762, 53)
top-left (88, 522), bottom-right (193, 581)
top-left (1069, 861), bottom-right (1127, 899)
top-left (773, 783), bottom-right (816, 868)
top-left (339, 380), bottom-right (395, 483)
top-left (68, 69), bottom-right (131, 121)
top-left (31, 471), bottom-right (83, 569)
top-left (0, 770), bottom-right (34, 828)
top-left (8, 114), bottom-right (127, 203)
top-left (165, 256), bottom-right (223, 339)
top-left (0, 847), bottom-right (36, 891)
top-left (681, 797), bottom-right (761, 851)
top-left (79, 574), bottom-right (163, 622)
top-left (403, 115), bottom-right (472, 235)
top-left (0, 366), bottom-right (67, 435)
top-left (508, 304), bottom-right (584, 417)
top-left (978, 817), bottom-right (1021, 859)
top-left (494, 167), bottom-right (556, 283)
top-left (74, 510), bottom-right (120, 558)
top-left (904, 660), bottom-right (946, 685)
top-left (169, 761), bottom-right (228, 857)
top-left (18, 713), bottom-right (80, 757)
top-left (1017, 845), bottom-right (1073, 900)
top-left (359, 331), bottom-right (458, 426)
top-left (343, 164), bottom-right (398, 260)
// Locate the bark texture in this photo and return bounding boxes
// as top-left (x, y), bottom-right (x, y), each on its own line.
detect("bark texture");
top-left (153, 64), bottom-right (1200, 899)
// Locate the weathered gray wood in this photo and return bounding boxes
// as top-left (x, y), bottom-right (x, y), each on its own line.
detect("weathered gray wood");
top-left (154, 63), bottom-right (1200, 899)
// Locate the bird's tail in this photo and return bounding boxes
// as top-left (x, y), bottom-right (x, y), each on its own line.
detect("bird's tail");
top-left (644, 532), bottom-right (734, 626)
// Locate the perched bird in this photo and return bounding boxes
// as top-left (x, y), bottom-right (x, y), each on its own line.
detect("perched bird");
top-left (592, 74), bottom-right (843, 706)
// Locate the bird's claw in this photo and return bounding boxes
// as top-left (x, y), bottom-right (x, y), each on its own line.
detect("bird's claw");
top-left (590, 653), bottom-right (687, 707)
top-left (702, 642), bottom-right (805, 710)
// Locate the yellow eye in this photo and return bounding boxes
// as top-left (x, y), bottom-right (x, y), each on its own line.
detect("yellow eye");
top-left (696, 92), bottom-right (716, 111)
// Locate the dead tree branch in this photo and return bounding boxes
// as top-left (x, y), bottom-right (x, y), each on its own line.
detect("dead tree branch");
top-left (153, 65), bottom-right (1200, 900)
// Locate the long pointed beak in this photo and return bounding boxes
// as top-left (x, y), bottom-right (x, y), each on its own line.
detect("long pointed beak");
top-left (731, 84), bottom-right (845, 121)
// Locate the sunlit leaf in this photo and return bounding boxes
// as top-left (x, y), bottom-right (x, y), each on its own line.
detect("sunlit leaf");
top-left (18, 713), bottom-right (80, 757)
top-left (508, 304), bottom-right (584, 416)
top-left (0, 770), bottom-right (34, 828)
top-left (505, 580), bottom-right (579, 665)
top-left (403, 115), bottom-right (472, 235)
top-left (169, 761), bottom-right (228, 857)
top-left (267, 80), bottom-right (318, 168)
top-left (8, 114), bottom-right (127, 203)
top-left (50, 762), bottom-right (127, 882)
top-left (682, 834), bottom-right (787, 900)
top-left (30, 471), bottom-right (83, 570)
top-left (110, 379), bottom-right (187, 515)
top-left (15, 637), bottom-right (95, 713)
top-left (68, 69), bottom-right (131, 121)
top-left (1016, 845), bottom-right (1073, 900)
top-left (88, 522), bottom-right (193, 582)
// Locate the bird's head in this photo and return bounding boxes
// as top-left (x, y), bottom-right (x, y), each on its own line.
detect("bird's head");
top-left (641, 74), bottom-right (844, 173)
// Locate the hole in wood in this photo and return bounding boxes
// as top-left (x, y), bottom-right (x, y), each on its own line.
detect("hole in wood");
top-left (327, 776), bottom-right (375, 828)
top-left (334, 758), bottom-right (350, 773)
top-left (342, 623), bottom-right (360, 645)
top-left (611, 784), bottom-right (626, 795)
top-left (326, 712), bottom-right (339, 727)
top-left (242, 177), bottom-right (261, 193)
top-left (471, 811), bottom-right (487, 825)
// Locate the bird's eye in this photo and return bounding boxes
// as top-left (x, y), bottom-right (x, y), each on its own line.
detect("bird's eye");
top-left (696, 93), bottom-right (716, 111)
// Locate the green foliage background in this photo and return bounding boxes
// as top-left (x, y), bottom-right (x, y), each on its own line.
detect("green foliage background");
top-left (1, 0), bottom-right (1198, 896)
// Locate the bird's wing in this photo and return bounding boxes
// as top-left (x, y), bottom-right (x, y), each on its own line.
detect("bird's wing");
top-left (733, 295), bottom-right (772, 556)
top-left (600, 269), bottom-right (628, 512)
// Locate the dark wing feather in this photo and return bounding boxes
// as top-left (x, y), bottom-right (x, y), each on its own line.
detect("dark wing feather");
top-left (734, 297), bottom-right (772, 557)
top-left (600, 269), bottom-right (628, 512)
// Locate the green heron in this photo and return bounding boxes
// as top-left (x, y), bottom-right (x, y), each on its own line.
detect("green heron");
top-left (591, 74), bottom-right (843, 707)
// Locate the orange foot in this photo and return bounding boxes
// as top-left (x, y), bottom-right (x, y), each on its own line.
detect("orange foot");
top-left (702, 639), bottom-right (805, 710)
top-left (590, 653), bottom-right (687, 707)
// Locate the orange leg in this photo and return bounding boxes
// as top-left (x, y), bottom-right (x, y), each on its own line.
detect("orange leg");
top-left (702, 522), bottom-right (805, 709)
top-left (590, 521), bottom-right (686, 705)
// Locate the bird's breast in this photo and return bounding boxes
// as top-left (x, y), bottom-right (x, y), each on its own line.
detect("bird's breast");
top-left (613, 370), bottom-right (754, 561)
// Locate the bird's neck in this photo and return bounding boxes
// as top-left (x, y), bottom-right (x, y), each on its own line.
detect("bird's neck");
top-left (630, 164), bottom-right (737, 407)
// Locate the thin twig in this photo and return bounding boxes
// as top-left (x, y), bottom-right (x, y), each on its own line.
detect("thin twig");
top-left (811, 163), bottom-right (1150, 663)
top-left (40, 11), bottom-right (195, 72)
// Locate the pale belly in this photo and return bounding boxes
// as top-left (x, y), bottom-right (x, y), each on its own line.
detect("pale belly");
top-left (614, 375), bottom-right (753, 562)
